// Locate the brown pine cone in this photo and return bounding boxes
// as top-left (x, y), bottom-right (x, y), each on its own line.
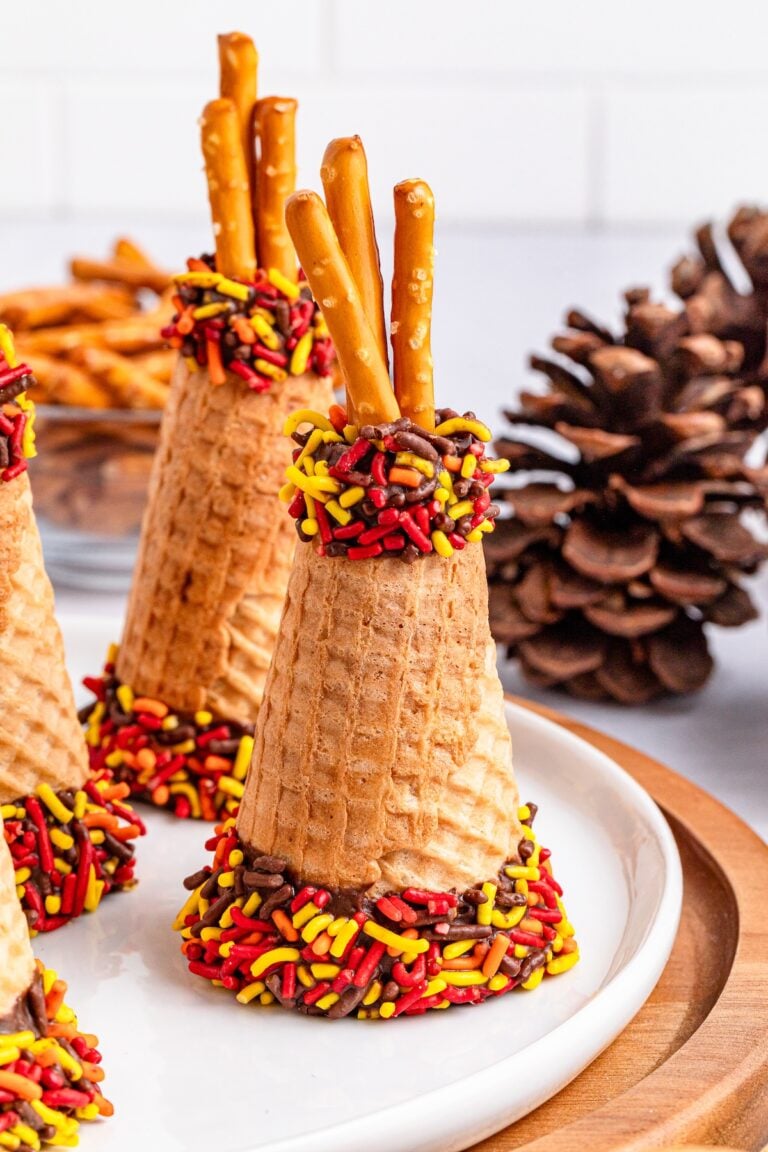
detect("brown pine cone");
top-left (487, 223), bottom-right (768, 704)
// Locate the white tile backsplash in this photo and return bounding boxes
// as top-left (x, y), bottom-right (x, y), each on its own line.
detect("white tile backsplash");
top-left (1, 0), bottom-right (767, 226)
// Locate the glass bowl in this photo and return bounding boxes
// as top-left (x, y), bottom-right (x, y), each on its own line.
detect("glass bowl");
top-left (30, 405), bottom-right (162, 591)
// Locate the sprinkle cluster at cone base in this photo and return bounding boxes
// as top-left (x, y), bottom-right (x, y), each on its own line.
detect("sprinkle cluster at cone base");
top-left (0, 961), bottom-right (112, 1150)
top-left (280, 406), bottom-right (509, 562)
top-left (174, 804), bottom-right (578, 1018)
top-left (2, 779), bottom-right (144, 934)
top-left (82, 648), bottom-right (254, 822)
top-left (161, 256), bottom-right (335, 389)
top-left (0, 328), bottom-right (36, 484)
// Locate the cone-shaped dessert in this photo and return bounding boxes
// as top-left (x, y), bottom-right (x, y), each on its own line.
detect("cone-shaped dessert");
top-left (0, 822), bottom-right (113, 1146)
top-left (0, 326), bottom-right (142, 933)
top-left (82, 33), bottom-right (334, 822)
top-left (175, 141), bottom-right (579, 1019)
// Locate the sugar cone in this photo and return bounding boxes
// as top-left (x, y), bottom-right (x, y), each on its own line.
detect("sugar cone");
top-left (0, 820), bottom-right (35, 1019)
top-left (237, 542), bottom-right (524, 892)
top-left (116, 358), bottom-right (332, 721)
top-left (0, 474), bottom-right (88, 805)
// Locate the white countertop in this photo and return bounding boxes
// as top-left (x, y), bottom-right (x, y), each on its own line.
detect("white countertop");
top-left (4, 221), bottom-right (765, 842)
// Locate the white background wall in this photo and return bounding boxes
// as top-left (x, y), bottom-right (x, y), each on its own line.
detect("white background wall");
top-left (4, 0), bottom-right (768, 231)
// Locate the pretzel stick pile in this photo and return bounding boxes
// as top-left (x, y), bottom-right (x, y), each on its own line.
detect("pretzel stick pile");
top-left (287, 137), bottom-right (435, 430)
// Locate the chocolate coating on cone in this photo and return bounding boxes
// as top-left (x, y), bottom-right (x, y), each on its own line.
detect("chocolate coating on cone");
top-left (0, 823), bottom-right (35, 1018)
top-left (237, 544), bottom-right (523, 891)
top-left (117, 358), bottom-right (332, 720)
top-left (0, 475), bottom-right (88, 804)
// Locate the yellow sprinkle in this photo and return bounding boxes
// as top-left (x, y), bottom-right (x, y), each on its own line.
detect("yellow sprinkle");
top-left (295, 428), bottom-right (325, 468)
top-left (0, 1132), bottom-right (21, 1149)
top-left (434, 487), bottom-right (450, 505)
top-left (218, 777), bottom-right (244, 800)
top-left (54, 1005), bottom-right (75, 1026)
top-left (173, 270), bottom-right (222, 288)
top-left (522, 967), bottom-right (545, 990)
top-left (172, 886), bottom-right (201, 931)
top-left (290, 330), bottom-right (314, 376)
top-left (36, 784), bottom-right (72, 824)
top-left (362, 922), bottom-right (429, 954)
top-left (480, 458), bottom-right (510, 473)
top-left (303, 518), bottom-right (319, 536)
top-left (0, 1048), bottom-right (20, 1066)
top-left (236, 981), bottom-right (266, 1004)
top-left (172, 740), bottom-right (196, 755)
top-left (442, 939), bottom-right (475, 960)
top-left (552, 934), bottom-right (563, 954)
top-left (442, 971), bottom-right (488, 986)
top-left (10, 1126), bottom-right (38, 1151)
top-left (0, 1032), bottom-right (34, 1050)
top-left (465, 529), bottom-right (484, 543)
top-left (313, 313), bottom-right (330, 339)
top-left (477, 882), bottom-right (497, 927)
top-left (89, 831), bottom-right (105, 847)
top-left (286, 465), bottom-right (340, 496)
top-left (259, 991), bottom-right (275, 1006)
top-left (301, 913), bottom-right (334, 943)
top-left (313, 459), bottom-right (330, 478)
top-left (339, 486), bottom-right (366, 508)
top-left (249, 312), bottom-right (280, 348)
top-left (316, 991), bottom-right (340, 1011)
top-left (0, 324), bottom-right (17, 367)
top-left (200, 927), bottom-right (222, 943)
top-left (491, 906), bottom-right (526, 930)
top-left (169, 782), bottom-right (201, 816)
top-left (279, 481), bottom-right (296, 504)
top-left (460, 453), bottom-right (477, 479)
top-left (343, 423), bottom-right (357, 443)
top-left (14, 868), bottom-right (30, 885)
top-left (424, 977), bottom-right (447, 997)
top-left (310, 963), bottom-right (340, 980)
top-left (330, 919), bottom-right (360, 958)
top-left (516, 878), bottom-right (528, 896)
top-left (325, 499), bottom-right (351, 526)
top-left (192, 301), bottom-right (229, 320)
top-left (297, 965), bottom-right (315, 989)
top-left (431, 530), bottom-right (454, 558)
top-left (228, 849), bottom-right (244, 868)
top-left (250, 947), bottom-right (300, 980)
top-left (283, 409), bottom-right (333, 436)
top-left (1, 805), bottom-right (17, 820)
top-left (548, 950), bottom-right (579, 975)
top-left (506, 865), bottom-right (540, 882)
top-left (267, 267), bottom-right (300, 299)
top-left (255, 360), bottom-right (288, 382)
top-left (103, 750), bottom-right (123, 768)
top-left (514, 944), bottom-right (529, 959)
top-left (450, 500), bottom-right (474, 519)
top-left (478, 519), bottom-right (495, 534)
top-left (323, 430), bottom-right (345, 444)
top-left (489, 974), bottom-right (510, 992)
top-left (434, 417), bottom-right (492, 441)
top-left (194, 710), bottom-right (213, 726)
top-left (218, 871), bottom-right (235, 888)
top-left (292, 901), bottom-right (321, 929)
top-left (395, 452), bottom-right (434, 477)
top-left (242, 892), bottom-right (262, 917)
top-left (228, 734), bottom-right (253, 782)
top-left (327, 917), bottom-right (348, 938)
top-left (50, 1044), bottom-right (82, 1080)
top-left (379, 1001), bottom-right (396, 1019)
top-left (362, 980), bottom-right (382, 1006)
top-left (217, 276), bottom-right (251, 301)
top-left (558, 919), bottom-right (576, 939)
top-left (45, 895), bottom-right (62, 916)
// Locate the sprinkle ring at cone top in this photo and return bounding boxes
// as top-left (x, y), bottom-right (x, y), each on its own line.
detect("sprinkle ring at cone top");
top-left (174, 804), bottom-right (579, 1019)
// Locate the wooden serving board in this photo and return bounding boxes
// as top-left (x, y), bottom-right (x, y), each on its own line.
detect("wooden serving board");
top-left (471, 698), bottom-right (768, 1152)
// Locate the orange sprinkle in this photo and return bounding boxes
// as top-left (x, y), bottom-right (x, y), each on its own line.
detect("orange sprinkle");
top-left (442, 454), bottom-right (463, 472)
top-left (561, 938), bottom-right (578, 954)
top-left (388, 466), bottom-right (422, 489)
top-left (47, 1023), bottom-right (77, 1040)
top-left (82, 813), bottom-right (120, 832)
top-left (187, 257), bottom-right (210, 271)
top-left (441, 956), bottom-right (481, 971)
top-left (110, 824), bottom-right (142, 842)
top-left (132, 698), bottom-right (169, 719)
top-left (135, 748), bottom-right (157, 772)
top-left (199, 791), bottom-right (217, 822)
top-left (0, 1071), bottom-right (42, 1101)
top-left (152, 785), bottom-right (170, 807)
top-left (328, 403), bottom-right (347, 431)
top-left (482, 933), bottom-right (510, 979)
top-left (177, 307), bottom-right (195, 336)
top-left (311, 932), bottom-right (333, 957)
top-left (99, 782), bottom-right (131, 802)
top-left (203, 755), bottom-right (231, 773)
top-left (45, 981), bottom-right (66, 1018)
top-left (520, 917), bottom-right (544, 934)
top-left (207, 338), bottom-right (226, 385)
top-left (232, 316), bottom-right (256, 344)
top-left (93, 1092), bottom-right (115, 1117)
top-left (272, 909), bottom-right (299, 942)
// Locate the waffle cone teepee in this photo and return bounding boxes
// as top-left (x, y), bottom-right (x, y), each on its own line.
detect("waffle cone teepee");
top-left (0, 821), bottom-right (114, 1142)
top-left (176, 141), bottom-right (580, 1021)
top-left (0, 473), bottom-right (88, 805)
top-left (0, 822), bottom-right (35, 1020)
top-left (237, 543), bottom-right (523, 892)
top-left (0, 329), bottom-right (143, 933)
top-left (83, 32), bottom-right (335, 821)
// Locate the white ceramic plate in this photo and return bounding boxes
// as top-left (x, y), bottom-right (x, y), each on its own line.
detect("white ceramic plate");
top-left (37, 614), bottom-right (682, 1152)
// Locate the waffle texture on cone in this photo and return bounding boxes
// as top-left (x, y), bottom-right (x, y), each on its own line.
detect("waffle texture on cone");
top-left (116, 357), bottom-right (332, 722)
top-left (0, 825), bottom-right (34, 1017)
top-left (0, 475), bottom-right (88, 805)
top-left (175, 804), bottom-right (578, 1018)
top-left (237, 543), bottom-right (523, 892)
top-left (0, 959), bottom-right (113, 1145)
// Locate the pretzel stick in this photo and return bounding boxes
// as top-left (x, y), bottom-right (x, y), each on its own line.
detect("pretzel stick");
top-left (70, 256), bottom-right (169, 295)
top-left (113, 237), bottom-right (157, 268)
top-left (321, 136), bottom-right (388, 409)
top-left (286, 190), bottom-right (398, 424)
top-left (218, 31), bottom-right (259, 242)
top-left (254, 96), bottom-right (298, 280)
top-left (200, 98), bottom-right (256, 281)
top-left (391, 179), bottom-right (435, 431)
